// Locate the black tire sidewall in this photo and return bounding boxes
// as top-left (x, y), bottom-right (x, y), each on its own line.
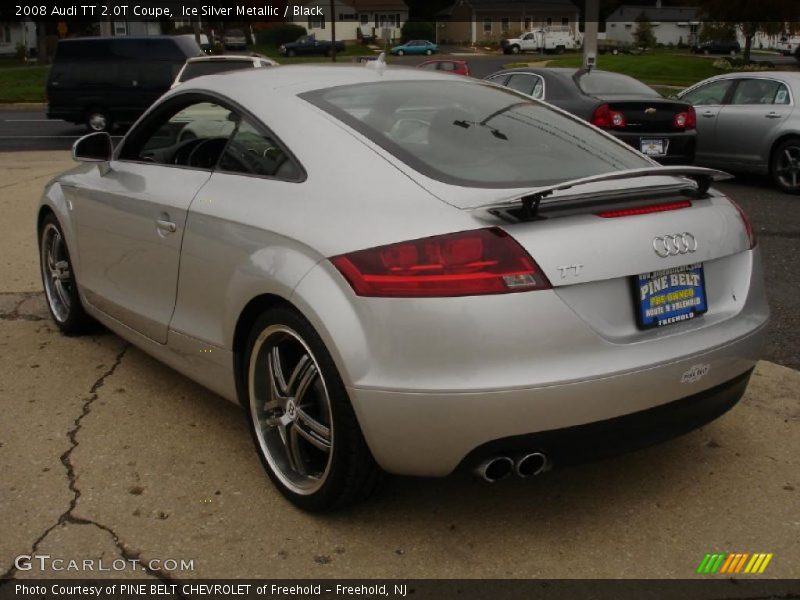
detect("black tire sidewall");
top-left (242, 306), bottom-right (375, 512)
top-left (39, 213), bottom-right (93, 334)
top-left (771, 139), bottom-right (800, 194)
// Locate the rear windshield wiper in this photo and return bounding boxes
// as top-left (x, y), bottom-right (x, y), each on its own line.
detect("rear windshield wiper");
top-left (474, 166), bottom-right (732, 220)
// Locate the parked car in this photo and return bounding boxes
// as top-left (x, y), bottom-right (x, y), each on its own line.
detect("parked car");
top-left (692, 40), bottom-right (741, 55)
top-left (279, 35), bottom-right (345, 57)
top-left (46, 36), bottom-right (203, 133)
top-left (43, 65), bottom-right (766, 511)
top-left (416, 59), bottom-right (470, 76)
top-left (390, 40), bottom-right (438, 56)
top-left (775, 36), bottom-right (800, 56)
top-left (486, 68), bottom-right (697, 164)
top-left (678, 72), bottom-right (800, 194)
top-left (222, 29), bottom-right (248, 51)
top-left (501, 28), bottom-right (579, 55)
top-left (172, 55), bottom-right (278, 88)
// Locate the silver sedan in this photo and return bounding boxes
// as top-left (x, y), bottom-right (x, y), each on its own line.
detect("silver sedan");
top-left (38, 65), bottom-right (768, 511)
top-left (678, 71), bottom-right (800, 193)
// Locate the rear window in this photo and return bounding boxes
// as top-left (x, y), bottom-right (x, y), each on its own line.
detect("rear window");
top-left (302, 80), bottom-right (648, 188)
top-left (179, 60), bottom-right (256, 82)
top-left (576, 71), bottom-right (660, 97)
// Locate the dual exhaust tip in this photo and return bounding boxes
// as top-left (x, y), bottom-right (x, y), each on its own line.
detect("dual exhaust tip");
top-left (474, 452), bottom-right (549, 483)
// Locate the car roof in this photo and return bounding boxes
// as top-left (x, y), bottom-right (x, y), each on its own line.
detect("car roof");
top-left (684, 70), bottom-right (800, 91)
top-left (180, 64), bottom-right (466, 98)
top-left (186, 55), bottom-right (256, 63)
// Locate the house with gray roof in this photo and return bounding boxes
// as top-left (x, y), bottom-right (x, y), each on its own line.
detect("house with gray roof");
top-left (436, 0), bottom-right (581, 45)
top-left (605, 1), bottom-right (701, 47)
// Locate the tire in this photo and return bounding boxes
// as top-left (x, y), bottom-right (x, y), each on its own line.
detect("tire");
top-left (243, 306), bottom-right (381, 511)
top-left (287, 49), bottom-right (296, 58)
top-left (38, 213), bottom-right (96, 335)
top-left (511, 45), bottom-right (521, 55)
top-left (611, 48), bottom-right (619, 55)
top-left (397, 50), bottom-right (404, 56)
top-left (770, 137), bottom-right (800, 194)
top-left (426, 49), bottom-right (433, 56)
top-left (86, 108), bottom-right (112, 133)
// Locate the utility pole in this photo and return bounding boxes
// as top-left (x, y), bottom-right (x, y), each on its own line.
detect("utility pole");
top-left (193, 17), bottom-right (201, 47)
top-left (330, 0), bottom-right (337, 62)
top-left (583, 0), bottom-right (599, 69)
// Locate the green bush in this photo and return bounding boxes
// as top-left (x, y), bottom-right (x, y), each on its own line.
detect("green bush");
top-left (400, 21), bottom-right (435, 43)
top-left (255, 24), bottom-right (307, 47)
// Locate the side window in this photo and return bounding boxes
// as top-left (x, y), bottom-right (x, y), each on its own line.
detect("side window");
top-left (731, 79), bottom-right (785, 105)
top-left (121, 101), bottom-right (236, 169)
top-left (775, 84), bottom-right (791, 105)
top-left (439, 62), bottom-right (456, 72)
top-left (531, 77), bottom-right (544, 100)
top-left (218, 118), bottom-right (301, 180)
top-left (486, 74), bottom-right (509, 86)
top-left (419, 62), bottom-right (438, 71)
top-left (507, 74), bottom-right (541, 98)
top-left (681, 80), bottom-right (732, 106)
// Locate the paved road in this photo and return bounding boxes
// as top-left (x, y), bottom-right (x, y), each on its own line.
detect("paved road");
top-left (0, 152), bottom-right (798, 580)
top-left (0, 110), bottom-right (125, 152)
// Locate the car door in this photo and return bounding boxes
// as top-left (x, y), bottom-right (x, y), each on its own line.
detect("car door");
top-left (679, 78), bottom-right (735, 164)
top-left (71, 96), bottom-right (237, 343)
top-left (521, 32), bottom-right (537, 52)
top-left (712, 77), bottom-right (794, 167)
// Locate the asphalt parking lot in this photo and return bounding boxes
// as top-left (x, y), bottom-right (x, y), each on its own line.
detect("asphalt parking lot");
top-left (0, 151), bottom-right (798, 580)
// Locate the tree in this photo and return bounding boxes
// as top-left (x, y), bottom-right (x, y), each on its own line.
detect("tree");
top-left (633, 12), bottom-right (656, 49)
top-left (697, 0), bottom-right (800, 62)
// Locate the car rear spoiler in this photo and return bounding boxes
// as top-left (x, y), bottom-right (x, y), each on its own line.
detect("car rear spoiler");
top-left (472, 166), bottom-right (733, 219)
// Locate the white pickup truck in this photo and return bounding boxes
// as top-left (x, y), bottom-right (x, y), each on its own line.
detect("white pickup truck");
top-left (775, 36), bottom-right (800, 56)
top-left (501, 28), bottom-right (580, 55)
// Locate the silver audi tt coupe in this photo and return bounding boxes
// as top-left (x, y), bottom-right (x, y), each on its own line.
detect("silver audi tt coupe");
top-left (38, 65), bottom-right (768, 511)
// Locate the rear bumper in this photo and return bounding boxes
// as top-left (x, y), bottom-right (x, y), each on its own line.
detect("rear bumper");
top-left (613, 130), bottom-right (696, 164)
top-left (348, 322), bottom-right (765, 476)
top-left (461, 367), bottom-right (753, 470)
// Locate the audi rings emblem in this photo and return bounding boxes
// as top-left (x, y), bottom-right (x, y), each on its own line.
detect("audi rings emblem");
top-left (652, 233), bottom-right (698, 257)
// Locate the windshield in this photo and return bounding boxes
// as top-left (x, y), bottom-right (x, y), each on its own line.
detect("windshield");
top-left (302, 80), bottom-right (649, 188)
top-left (576, 71), bottom-right (660, 97)
top-left (179, 60), bottom-right (255, 82)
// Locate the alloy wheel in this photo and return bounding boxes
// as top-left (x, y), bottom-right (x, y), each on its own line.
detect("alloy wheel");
top-left (775, 144), bottom-right (800, 191)
top-left (40, 223), bottom-right (73, 323)
top-left (248, 325), bottom-right (334, 495)
top-left (88, 112), bottom-right (108, 132)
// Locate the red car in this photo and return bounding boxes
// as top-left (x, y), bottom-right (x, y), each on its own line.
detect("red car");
top-left (416, 59), bottom-right (471, 76)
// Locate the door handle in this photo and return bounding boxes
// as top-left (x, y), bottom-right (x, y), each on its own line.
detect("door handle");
top-left (701, 111), bottom-right (716, 118)
top-left (156, 219), bottom-right (177, 233)
top-left (765, 112), bottom-right (781, 119)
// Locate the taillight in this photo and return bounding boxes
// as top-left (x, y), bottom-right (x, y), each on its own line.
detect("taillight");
top-left (673, 106), bottom-right (696, 130)
top-left (728, 198), bottom-right (756, 249)
top-left (330, 228), bottom-right (551, 297)
top-left (591, 104), bottom-right (626, 128)
top-left (597, 200), bottom-right (691, 218)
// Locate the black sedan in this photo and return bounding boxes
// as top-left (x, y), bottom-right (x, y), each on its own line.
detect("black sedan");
top-left (485, 68), bottom-right (697, 164)
top-left (692, 40), bottom-right (740, 55)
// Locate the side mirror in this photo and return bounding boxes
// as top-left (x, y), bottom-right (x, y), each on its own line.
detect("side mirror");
top-left (72, 132), bottom-right (112, 163)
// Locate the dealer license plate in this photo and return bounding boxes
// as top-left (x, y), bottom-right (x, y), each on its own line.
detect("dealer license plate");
top-left (640, 138), bottom-right (667, 157)
top-left (635, 264), bottom-right (708, 329)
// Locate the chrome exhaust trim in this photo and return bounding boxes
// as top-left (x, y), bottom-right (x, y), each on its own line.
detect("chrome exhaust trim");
top-left (474, 456), bottom-right (514, 482)
top-left (515, 452), bottom-right (549, 478)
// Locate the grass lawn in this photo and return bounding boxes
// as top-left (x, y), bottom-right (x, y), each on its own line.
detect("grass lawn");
top-left (0, 65), bottom-right (48, 103)
top-left (543, 52), bottom-right (721, 88)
